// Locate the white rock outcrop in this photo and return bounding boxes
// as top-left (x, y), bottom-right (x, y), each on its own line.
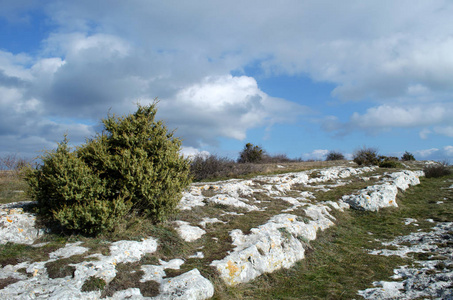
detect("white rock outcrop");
top-left (0, 201), bottom-right (46, 244)
top-left (211, 204), bottom-right (336, 285)
top-left (341, 170), bottom-right (422, 211)
top-left (154, 269), bottom-right (214, 300)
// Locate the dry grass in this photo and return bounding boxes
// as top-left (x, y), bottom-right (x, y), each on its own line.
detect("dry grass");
top-left (0, 171), bottom-right (30, 204)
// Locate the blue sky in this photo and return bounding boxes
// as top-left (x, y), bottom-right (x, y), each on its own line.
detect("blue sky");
top-left (1, 1), bottom-right (452, 162)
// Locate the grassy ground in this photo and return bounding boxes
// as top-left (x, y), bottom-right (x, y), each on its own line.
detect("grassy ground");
top-left (1, 162), bottom-right (451, 299)
top-left (0, 171), bottom-right (30, 204)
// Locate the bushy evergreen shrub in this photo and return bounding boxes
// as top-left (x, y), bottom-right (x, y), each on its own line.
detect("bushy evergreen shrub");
top-left (325, 151), bottom-right (345, 161)
top-left (25, 103), bottom-right (191, 235)
top-left (238, 143), bottom-right (264, 163)
top-left (401, 151), bottom-right (416, 161)
top-left (352, 147), bottom-right (380, 166)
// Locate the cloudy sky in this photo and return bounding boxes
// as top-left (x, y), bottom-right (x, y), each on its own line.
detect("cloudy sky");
top-left (1, 0), bottom-right (453, 161)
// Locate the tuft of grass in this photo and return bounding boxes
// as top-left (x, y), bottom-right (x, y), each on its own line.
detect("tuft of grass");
top-left (0, 239), bottom-right (68, 267)
top-left (101, 262), bottom-right (160, 298)
top-left (81, 276), bottom-right (106, 292)
top-left (45, 255), bottom-right (90, 279)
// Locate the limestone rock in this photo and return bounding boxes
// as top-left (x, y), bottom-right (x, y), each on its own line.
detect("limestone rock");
top-left (341, 183), bottom-right (399, 211)
top-left (174, 221), bottom-right (206, 242)
top-left (211, 206), bottom-right (336, 285)
top-left (0, 201), bottom-right (45, 245)
top-left (154, 269), bottom-right (214, 300)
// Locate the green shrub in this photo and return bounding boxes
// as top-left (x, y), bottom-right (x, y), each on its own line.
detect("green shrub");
top-left (238, 143), bottom-right (264, 163)
top-left (423, 162), bottom-right (452, 178)
top-left (401, 151), bottom-right (416, 161)
top-left (378, 160), bottom-right (403, 168)
top-left (325, 151), bottom-right (345, 161)
top-left (352, 147), bottom-right (380, 166)
top-left (25, 103), bottom-right (191, 235)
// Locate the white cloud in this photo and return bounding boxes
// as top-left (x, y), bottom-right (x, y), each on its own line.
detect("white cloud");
top-left (180, 147), bottom-right (210, 159)
top-left (433, 126), bottom-right (453, 138)
top-left (158, 75), bottom-right (308, 146)
top-left (444, 146), bottom-right (453, 157)
top-left (419, 129), bottom-right (431, 140)
top-left (415, 148), bottom-right (439, 158)
top-left (302, 149), bottom-right (329, 161)
top-left (350, 104), bottom-right (452, 129)
top-left (413, 146), bottom-right (453, 161)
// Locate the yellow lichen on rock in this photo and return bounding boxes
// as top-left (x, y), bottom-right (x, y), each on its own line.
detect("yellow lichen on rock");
top-left (226, 260), bottom-right (239, 278)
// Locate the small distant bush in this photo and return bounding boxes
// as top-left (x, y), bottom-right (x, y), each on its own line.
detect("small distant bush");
top-left (379, 160), bottom-right (403, 168)
top-left (423, 161), bottom-right (452, 178)
top-left (325, 151), bottom-right (345, 161)
top-left (401, 151), bottom-right (416, 161)
top-left (353, 147), bottom-right (380, 166)
top-left (25, 103), bottom-right (191, 235)
top-left (238, 143), bottom-right (265, 163)
top-left (190, 154), bottom-right (235, 181)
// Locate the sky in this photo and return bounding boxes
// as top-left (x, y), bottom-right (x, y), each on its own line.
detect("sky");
top-left (1, 0), bottom-right (453, 162)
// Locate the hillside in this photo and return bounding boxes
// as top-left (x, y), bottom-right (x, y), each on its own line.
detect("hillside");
top-left (1, 161), bottom-right (452, 299)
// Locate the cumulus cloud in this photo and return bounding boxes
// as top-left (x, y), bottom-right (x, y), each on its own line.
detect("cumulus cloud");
top-left (158, 75), bottom-right (308, 146)
top-left (349, 104), bottom-right (453, 130)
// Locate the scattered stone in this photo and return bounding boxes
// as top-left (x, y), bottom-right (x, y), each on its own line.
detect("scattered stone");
top-left (174, 221), bottom-right (206, 242)
top-left (199, 217), bottom-right (224, 228)
top-left (403, 218), bottom-right (418, 226)
top-left (155, 269), bottom-right (214, 300)
top-left (159, 259), bottom-right (185, 270)
top-left (188, 252), bottom-right (204, 259)
top-left (359, 222), bottom-right (453, 299)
